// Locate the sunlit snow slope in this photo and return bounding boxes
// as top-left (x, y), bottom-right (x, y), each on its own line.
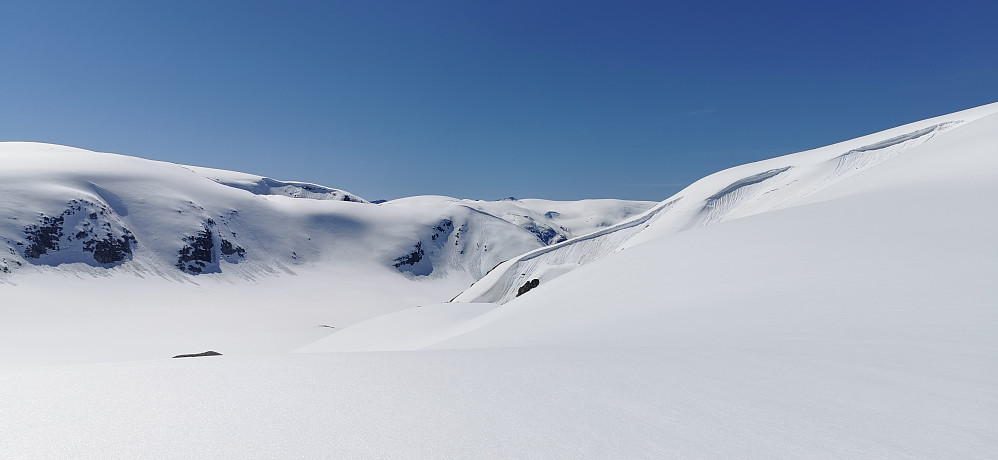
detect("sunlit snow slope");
top-left (283, 103), bottom-right (998, 457)
top-left (453, 103), bottom-right (996, 305)
top-left (2, 103), bottom-right (996, 458)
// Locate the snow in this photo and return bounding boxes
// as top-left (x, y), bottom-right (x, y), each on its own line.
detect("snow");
top-left (188, 165), bottom-right (369, 202)
top-left (452, 103), bottom-right (994, 305)
top-left (293, 303), bottom-right (500, 353)
top-left (385, 195), bottom-right (656, 244)
top-left (1, 102), bottom-right (998, 457)
top-left (2, 346), bottom-right (992, 457)
top-left (0, 268), bottom-right (458, 368)
top-left (0, 143), bottom-right (646, 367)
top-left (0, 144), bottom-right (545, 279)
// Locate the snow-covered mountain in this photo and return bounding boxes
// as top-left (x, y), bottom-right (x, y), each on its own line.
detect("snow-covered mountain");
top-left (2, 102), bottom-right (997, 457)
top-left (0, 144), bottom-right (650, 367)
top-left (0, 143), bottom-right (650, 283)
top-left (386, 195), bottom-right (656, 245)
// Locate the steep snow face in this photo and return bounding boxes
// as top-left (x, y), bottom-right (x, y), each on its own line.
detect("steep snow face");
top-left (453, 103), bottom-right (998, 304)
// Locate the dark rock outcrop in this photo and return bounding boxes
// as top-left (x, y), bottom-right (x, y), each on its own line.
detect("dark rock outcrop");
top-left (220, 239), bottom-right (245, 258)
top-left (523, 221), bottom-right (567, 245)
top-left (429, 219), bottom-right (453, 242)
top-left (21, 200), bottom-right (137, 266)
top-left (89, 231), bottom-right (137, 264)
top-left (394, 218), bottom-right (460, 276)
top-left (393, 241), bottom-right (424, 268)
top-left (517, 278), bottom-right (540, 297)
top-left (176, 225), bottom-right (215, 273)
top-left (23, 215), bottom-right (65, 258)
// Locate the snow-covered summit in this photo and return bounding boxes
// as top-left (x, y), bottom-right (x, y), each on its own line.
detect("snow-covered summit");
top-left (0, 143), bottom-right (648, 283)
top-left (187, 166), bottom-right (369, 202)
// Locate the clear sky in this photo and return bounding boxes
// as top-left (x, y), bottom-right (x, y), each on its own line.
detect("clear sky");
top-left (2, 1), bottom-right (996, 201)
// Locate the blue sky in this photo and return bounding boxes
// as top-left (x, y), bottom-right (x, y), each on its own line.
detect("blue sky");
top-left (2, 1), bottom-right (996, 201)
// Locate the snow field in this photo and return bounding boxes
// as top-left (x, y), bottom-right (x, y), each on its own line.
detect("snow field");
top-left (1, 103), bottom-right (997, 457)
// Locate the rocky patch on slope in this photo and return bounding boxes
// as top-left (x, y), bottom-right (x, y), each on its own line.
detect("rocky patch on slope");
top-left (19, 199), bottom-right (137, 267)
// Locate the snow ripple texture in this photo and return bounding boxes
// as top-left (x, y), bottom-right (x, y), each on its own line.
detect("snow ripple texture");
top-left (829, 121), bottom-right (961, 179)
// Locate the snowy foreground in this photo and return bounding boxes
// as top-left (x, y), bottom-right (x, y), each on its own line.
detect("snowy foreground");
top-left (2, 103), bottom-right (998, 457)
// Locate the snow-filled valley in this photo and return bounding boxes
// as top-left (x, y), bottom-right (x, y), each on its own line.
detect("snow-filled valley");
top-left (0, 145), bottom-right (652, 366)
top-left (2, 102), bottom-right (997, 457)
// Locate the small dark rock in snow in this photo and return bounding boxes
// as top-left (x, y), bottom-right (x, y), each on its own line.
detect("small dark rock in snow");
top-left (516, 278), bottom-right (540, 297)
top-left (172, 351), bottom-right (222, 358)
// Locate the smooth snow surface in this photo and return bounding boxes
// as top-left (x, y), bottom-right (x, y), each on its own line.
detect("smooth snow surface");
top-left (5, 347), bottom-right (990, 458)
top-left (2, 102), bottom-right (998, 458)
top-left (293, 303), bottom-right (499, 353)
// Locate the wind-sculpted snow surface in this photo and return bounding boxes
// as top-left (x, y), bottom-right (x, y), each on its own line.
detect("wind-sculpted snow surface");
top-left (196, 170), bottom-right (369, 202)
top-left (695, 167), bottom-right (792, 227)
top-left (826, 121), bottom-right (960, 180)
top-left (453, 111), bottom-right (976, 304)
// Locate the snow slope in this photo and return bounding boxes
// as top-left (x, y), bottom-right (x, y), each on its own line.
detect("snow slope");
top-left (0, 143), bottom-right (646, 366)
top-left (289, 103), bottom-right (998, 456)
top-left (452, 102), bottom-right (995, 305)
top-left (2, 102), bottom-right (997, 457)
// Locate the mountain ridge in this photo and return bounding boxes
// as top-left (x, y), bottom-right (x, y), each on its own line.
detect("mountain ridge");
top-left (0, 142), bottom-right (652, 283)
